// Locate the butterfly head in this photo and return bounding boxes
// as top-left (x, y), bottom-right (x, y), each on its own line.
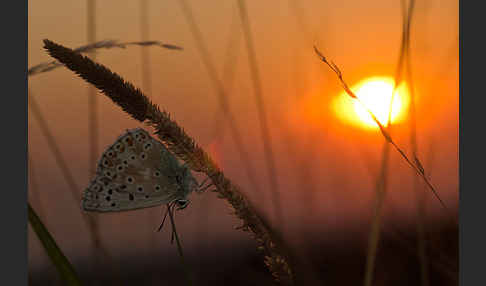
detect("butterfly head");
top-left (175, 199), bottom-right (190, 210)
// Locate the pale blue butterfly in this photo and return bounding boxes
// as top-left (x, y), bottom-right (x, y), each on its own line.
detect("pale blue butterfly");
top-left (82, 128), bottom-right (209, 213)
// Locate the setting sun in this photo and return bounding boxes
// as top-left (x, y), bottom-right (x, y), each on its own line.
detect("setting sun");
top-left (332, 77), bottom-right (410, 129)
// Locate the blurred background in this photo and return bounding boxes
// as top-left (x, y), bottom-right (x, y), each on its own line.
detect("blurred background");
top-left (28, 0), bottom-right (458, 285)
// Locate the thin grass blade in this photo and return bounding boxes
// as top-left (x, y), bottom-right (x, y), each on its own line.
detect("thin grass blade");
top-left (28, 203), bottom-right (82, 286)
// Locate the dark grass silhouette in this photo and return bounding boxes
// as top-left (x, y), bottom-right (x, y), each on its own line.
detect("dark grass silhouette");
top-left (237, 0), bottom-right (283, 226)
top-left (28, 38), bottom-right (184, 286)
top-left (28, 40), bottom-right (182, 77)
top-left (86, 2), bottom-right (104, 281)
top-left (400, 1), bottom-right (431, 285)
top-left (177, 0), bottom-right (263, 204)
top-left (28, 2), bottom-right (458, 285)
top-left (28, 220), bottom-right (458, 286)
top-left (363, 1), bottom-right (417, 285)
top-left (28, 155), bottom-right (45, 219)
top-left (138, 0), bottom-right (161, 280)
top-left (43, 39), bottom-right (295, 285)
top-left (313, 48), bottom-right (451, 217)
top-left (28, 203), bottom-right (82, 285)
top-left (313, 1), bottom-right (456, 285)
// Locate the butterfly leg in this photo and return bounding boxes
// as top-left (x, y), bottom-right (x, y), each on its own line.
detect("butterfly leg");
top-left (170, 225), bottom-right (175, 244)
top-left (156, 203), bottom-right (174, 232)
top-left (169, 206), bottom-right (178, 244)
top-left (157, 203), bottom-right (180, 246)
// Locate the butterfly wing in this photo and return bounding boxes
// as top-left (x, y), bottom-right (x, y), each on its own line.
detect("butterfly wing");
top-left (82, 128), bottom-right (189, 212)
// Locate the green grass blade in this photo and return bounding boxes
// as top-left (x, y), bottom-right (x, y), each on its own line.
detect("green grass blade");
top-left (28, 203), bottom-right (82, 285)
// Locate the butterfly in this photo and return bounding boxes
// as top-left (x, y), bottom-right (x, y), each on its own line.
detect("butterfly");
top-left (82, 128), bottom-right (210, 214)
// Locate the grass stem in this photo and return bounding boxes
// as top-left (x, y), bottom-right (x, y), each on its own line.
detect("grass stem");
top-left (177, 0), bottom-right (263, 199)
top-left (313, 46), bottom-right (454, 219)
top-left (365, 2), bottom-right (417, 284)
top-left (363, 141), bottom-right (390, 286)
top-left (402, 0), bottom-right (430, 284)
top-left (237, 0), bottom-right (282, 226)
top-left (28, 203), bottom-right (82, 286)
top-left (43, 39), bottom-right (295, 284)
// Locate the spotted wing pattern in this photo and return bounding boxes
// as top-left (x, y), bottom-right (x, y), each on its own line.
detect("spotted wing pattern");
top-left (82, 128), bottom-right (194, 212)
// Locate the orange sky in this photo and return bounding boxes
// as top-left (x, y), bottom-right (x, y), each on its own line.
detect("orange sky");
top-left (28, 0), bottom-right (458, 268)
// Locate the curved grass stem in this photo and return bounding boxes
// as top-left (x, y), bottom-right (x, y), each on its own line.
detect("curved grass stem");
top-left (43, 39), bottom-right (294, 285)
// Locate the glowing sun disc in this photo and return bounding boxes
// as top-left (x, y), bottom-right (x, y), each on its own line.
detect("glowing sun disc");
top-left (332, 77), bottom-right (410, 129)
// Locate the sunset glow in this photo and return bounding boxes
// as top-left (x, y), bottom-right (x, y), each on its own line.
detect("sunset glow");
top-left (332, 77), bottom-right (410, 129)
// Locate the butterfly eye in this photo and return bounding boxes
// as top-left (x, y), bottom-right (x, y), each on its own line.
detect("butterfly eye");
top-left (154, 171), bottom-right (161, 177)
top-left (137, 186), bottom-right (144, 192)
top-left (104, 170), bottom-right (113, 178)
top-left (107, 151), bottom-right (115, 157)
top-left (115, 144), bottom-right (121, 150)
top-left (123, 160), bottom-right (129, 166)
top-left (92, 184), bottom-right (101, 192)
top-left (154, 185), bottom-right (161, 192)
top-left (103, 159), bottom-right (110, 167)
top-left (140, 153), bottom-right (147, 160)
top-left (176, 200), bottom-right (189, 210)
top-left (144, 143), bottom-right (152, 150)
top-left (105, 196), bottom-right (111, 201)
top-left (130, 155), bottom-right (136, 160)
top-left (116, 165), bottom-right (125, 172)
